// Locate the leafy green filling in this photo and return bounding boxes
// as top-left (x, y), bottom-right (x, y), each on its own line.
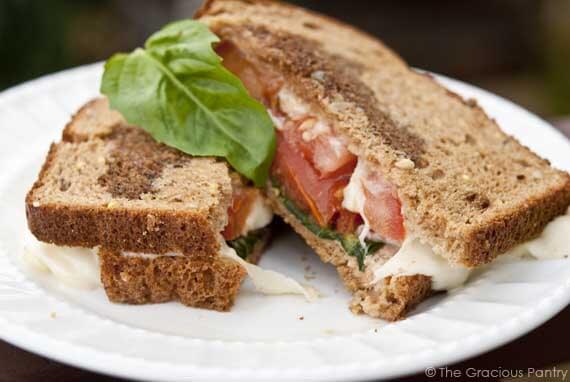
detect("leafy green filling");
top-left (275, 183), bottom-right (384, 271)
top-left (100, 20), bottom-right (275, 186)
top-left (227, 229), bottom-right (266, 260)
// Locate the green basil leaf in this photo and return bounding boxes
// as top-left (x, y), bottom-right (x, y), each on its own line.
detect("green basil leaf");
top-left (100, 20), bottom-right (276, 186)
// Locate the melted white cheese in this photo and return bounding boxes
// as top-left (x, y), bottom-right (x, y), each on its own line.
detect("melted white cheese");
top-left (22, 233), bottom-right (317, 302)
top-left (373, 238), bottom-right (471, 290)
top-left (220, 240), bottom-right (318, 301)
top-left (342, 159), bottom-right (372, 246)
top-left (372, 214), bottom-right (570, 291)
top-left (22, 240), bottom-right (100, 290)
top-left (241, 195), bottom-right (273, 236)
top-left (121, 251), bottom-right (183, 259)
top-left (523, 215), bottom-right (570, 259)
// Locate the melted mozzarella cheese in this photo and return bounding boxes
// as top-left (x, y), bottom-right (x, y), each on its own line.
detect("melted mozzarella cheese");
top-left (342, 159), bottom-right (372, 246)
top-left (372, 238), bottom-right (471, 290)
top-left (22, 233), bottom-right (317, 302)
top-left (523, 215), bottom-right (570, 259)
top-left (22, 239), bottom-right (100, 290)
top-left (220, 240), bottom-right (318, 301)
top-left (372, 214), bottom-right (570, 291)
top-left (241, 195), bottom-right (273, 236)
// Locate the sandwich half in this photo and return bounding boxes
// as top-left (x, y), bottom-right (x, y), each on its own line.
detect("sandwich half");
top-left (196, 0), bottom-right (570, 319)
top-left (26, 98), bottom-right (273, 311)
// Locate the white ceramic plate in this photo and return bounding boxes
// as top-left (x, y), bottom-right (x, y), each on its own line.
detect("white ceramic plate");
top-left (0, 63), bottom-right (569, 382)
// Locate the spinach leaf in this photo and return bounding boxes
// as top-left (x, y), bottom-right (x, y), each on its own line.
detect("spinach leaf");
top-left (274, 181), bottom-right (383, 271)
top-left (227, 229), bottom-right (266, 260)
top-left (101, 20), bottom-right (275, 186)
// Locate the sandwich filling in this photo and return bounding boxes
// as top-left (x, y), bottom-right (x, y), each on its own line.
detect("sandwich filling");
top-left (218, 41), bottom-right (405, 271)
top-left (217, 40), bottom-right (570, 291)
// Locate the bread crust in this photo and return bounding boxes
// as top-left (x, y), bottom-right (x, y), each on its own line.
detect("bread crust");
top-left (26, 201), bottom-right (221, 257)
top-left (197, 0), bottom-right (570, 266)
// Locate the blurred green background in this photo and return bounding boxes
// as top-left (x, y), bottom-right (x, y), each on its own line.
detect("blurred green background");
top-left (0, 0), bottom-right (568, 117)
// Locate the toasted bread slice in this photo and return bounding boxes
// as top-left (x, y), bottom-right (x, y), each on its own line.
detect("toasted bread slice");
top-left (26, 98), bottom-right (232, 256)
top-left (197, 0), bottom-right (570, 319)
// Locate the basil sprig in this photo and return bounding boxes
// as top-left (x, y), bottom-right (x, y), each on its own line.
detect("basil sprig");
top-left (101, 20), bottom-right (275, 186)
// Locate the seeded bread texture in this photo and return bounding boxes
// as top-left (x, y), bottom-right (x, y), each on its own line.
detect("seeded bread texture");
top-left (268, 188), bottom-right (432, 321)
top-left (197, 0), bottom-right (570, 267)
top-left (26, 98), bottom-right (233, 256)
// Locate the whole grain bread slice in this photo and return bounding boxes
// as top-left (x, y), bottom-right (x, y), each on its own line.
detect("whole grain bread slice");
top-left (197, 0), bottom-right (570, 267)
top-left (98, 229), bottom-right (269, 311)
top-left (26, 98), bottom-right (233, 256)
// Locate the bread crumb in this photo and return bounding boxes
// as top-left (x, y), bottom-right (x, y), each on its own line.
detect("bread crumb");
top-left (32, 201), bottom-right (41, 207)
top-left (107, 201), bottom-right (118, 208)
top-left (532, 170), bottom-right (543, 179)
top-left (50, 312), bottom-right (56, 319)
top-left (462, 174), bottom-right (471, 181)
top-left (76, 161), bottom-right (85, 169)
top-left (395, 158), bottom-right (415, 169)
top-left (97, 156), bottom-right (106, 164)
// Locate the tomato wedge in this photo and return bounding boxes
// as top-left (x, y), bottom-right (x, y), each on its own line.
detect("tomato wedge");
top-left (223, 187), bottom-right (260, 241)
top-left (361, 174), bottom-right (406, 243)
top-left (272, 124), bottom-right (355, 227)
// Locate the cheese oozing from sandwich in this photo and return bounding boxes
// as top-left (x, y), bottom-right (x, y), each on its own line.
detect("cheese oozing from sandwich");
top-left (21, 196), bottom-right (318, 300)
top-left (241, 194), bottom-right (273, 236)
top-left (273, 88), bottom-right (570, 291)
top-left (215, 40), bottom-right (569, 294)
top-left (22, 237), bottom-right (100, 290)
top-left (372, 214), bottom-right (570, 290)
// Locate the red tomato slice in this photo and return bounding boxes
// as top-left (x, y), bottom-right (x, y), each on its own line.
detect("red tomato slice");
top-left (223, 187), bottom-right (260, 241)
top-left (362, 176), bottom-right (405, 243)
top-left (291, 118), bottom-right (356, 177)
top-left (218, 40), bottom-right (405, 241)
top-left (272, 127), bottom-right (355, 227)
